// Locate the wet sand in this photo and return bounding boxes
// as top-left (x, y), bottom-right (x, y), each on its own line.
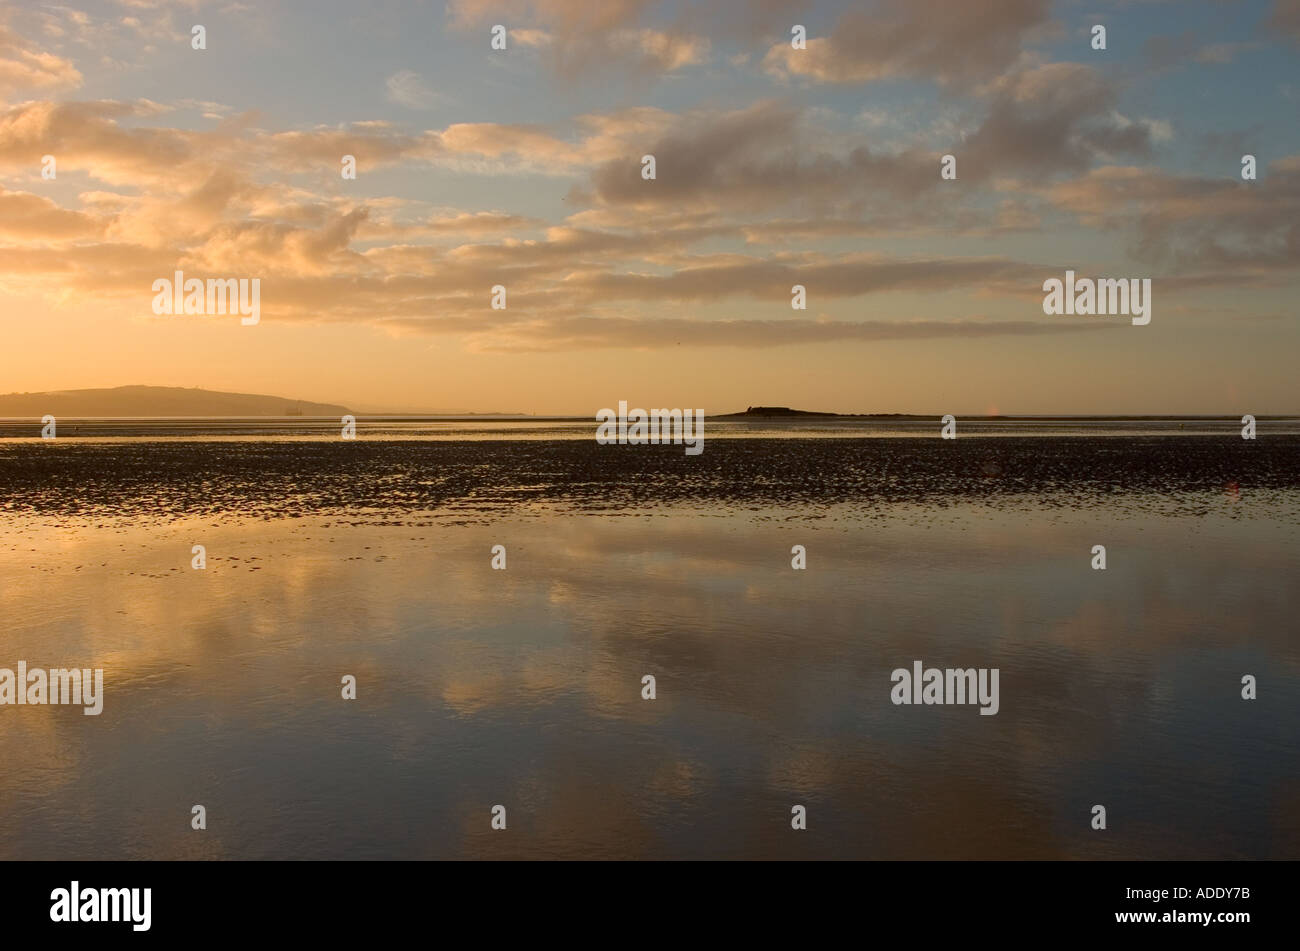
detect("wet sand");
top-left (1, 436), bottom-right (1296, 523)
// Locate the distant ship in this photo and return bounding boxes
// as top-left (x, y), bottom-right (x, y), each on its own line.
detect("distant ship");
top-left (284, 405), bottom-right (304, 416)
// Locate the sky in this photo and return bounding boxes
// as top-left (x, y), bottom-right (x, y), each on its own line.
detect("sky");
top-left (0, 0), bottom-right (1297, 414)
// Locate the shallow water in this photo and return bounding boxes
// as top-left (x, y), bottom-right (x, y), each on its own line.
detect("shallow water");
top-left (0, 433), bottom-right (1297, 859)
top-left (3, 414), bottom-right (1300, 440)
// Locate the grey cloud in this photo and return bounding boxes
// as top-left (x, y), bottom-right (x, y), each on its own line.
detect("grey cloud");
top-left (763, 0), bottom-right (1050, 86)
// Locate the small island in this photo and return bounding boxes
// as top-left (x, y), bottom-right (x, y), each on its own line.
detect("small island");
top-left (710, 406), bottom-right (840, 419)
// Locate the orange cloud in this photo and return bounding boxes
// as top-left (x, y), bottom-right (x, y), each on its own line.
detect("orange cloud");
top-left (0, 26), bottom-right (82, 98)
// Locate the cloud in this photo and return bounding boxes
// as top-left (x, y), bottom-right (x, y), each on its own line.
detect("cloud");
top-left (0, 100), bottom-right (198, 187)
top-left (611, 27), bottom-right (709, 72)
top-left (1268, 0), bottom-right (1300, 42)
top-left (1142, 32), bottom-right (1256, 69)
top-left (427, 106), bottom-right (675, 174)
top-left (0, 26), bottom-right (83, 97)
top-left (455, 314), bottom-right (1115, 352)
top-left (1043, 157), bottom-right (1300, 279)
top-left (763, 0), bottom-right (1049, 86)
top-left (265, 123), bottom-right (436, 169)
top-left (446, 0), bottom-right (709, 78)
top-left (567, 77), bottom-right (1158, 235)
top-left (384, 70), bottom-right (446, 110)
top-left (583, 100), bottom-right (940, 219)
top-left (960, 63), bottom-right (1159, 180)
top-left (0, 188), bottom-right (103, 240)
top-left (564, 252), bottom-right (1039, 303)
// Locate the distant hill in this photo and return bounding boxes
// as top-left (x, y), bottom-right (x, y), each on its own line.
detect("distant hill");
top-left (0, 386), bottom-right (350, 417)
